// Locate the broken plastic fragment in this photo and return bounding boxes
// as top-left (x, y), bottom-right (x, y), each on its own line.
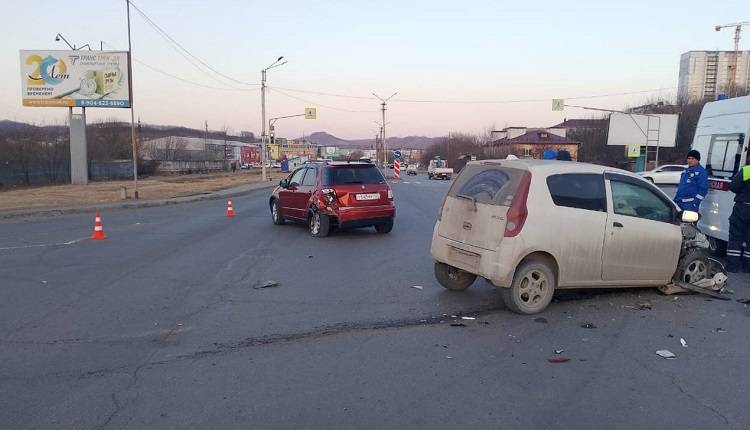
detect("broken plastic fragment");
top-left (580, 322), bottom-right (597, 329)
top-left (548, 357), bottom-right (571, 363)
top-left (411, 285), bottom-right (424, 290)
top-left (680, 338), bottom-right (687, 348)
top-left (253, 280), bottom-right (280, 289)
top-left (656, 350), bottom-right (676, 359)
top-left (554, 349), bottom-right (564, 354)
top-left (450, 323), bottom-right (466, 327)
top-left (460, 316), bottom-right (475, 320)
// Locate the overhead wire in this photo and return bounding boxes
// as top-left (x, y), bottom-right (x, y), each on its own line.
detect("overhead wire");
top-left (129, 1), bottom-right (259, 88)
top-left (269, 87), bottom-right (377, 113)
top-left (102, 41), bottom-right (257, 92)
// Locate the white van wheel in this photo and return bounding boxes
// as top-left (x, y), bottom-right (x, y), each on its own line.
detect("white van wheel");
top-left (502, 261), bottom-right (556, 314)
top-left (435, 262), bottom-right (476, 291)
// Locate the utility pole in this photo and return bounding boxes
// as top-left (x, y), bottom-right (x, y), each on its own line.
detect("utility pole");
top-left (261, 56), bottom-right (287, 182)
top-left (126, 0), bottom-right (139, 198)
top-left (372, 92), bottom-right (397, 176)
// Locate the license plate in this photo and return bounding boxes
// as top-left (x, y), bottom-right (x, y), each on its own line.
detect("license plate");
top-left (355, 193), bottom-right (381, 201)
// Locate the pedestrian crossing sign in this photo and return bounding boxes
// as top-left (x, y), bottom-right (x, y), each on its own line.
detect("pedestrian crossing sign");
top-left (305, 107), bottom-right (317, 119)
top-left (552, 99), bottom-right (564, 111)
top-left (627, 144), bottom-right (641, 158)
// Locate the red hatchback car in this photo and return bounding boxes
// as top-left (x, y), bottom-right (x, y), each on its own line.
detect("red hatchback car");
top-left (270, 161), bottom-right (396, 237)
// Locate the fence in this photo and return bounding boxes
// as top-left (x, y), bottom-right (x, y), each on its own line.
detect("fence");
top-left (0, 160), bottom-right (134, 187)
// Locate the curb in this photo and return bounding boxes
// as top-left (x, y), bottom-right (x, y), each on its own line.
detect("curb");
top-left (0, 182), bottom-right (278, 220)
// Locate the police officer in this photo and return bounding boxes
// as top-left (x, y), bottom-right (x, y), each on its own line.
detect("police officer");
top-left (674, 150), bottom-right (708, 212)
top-left (726, 163), bottom-right (750, 272)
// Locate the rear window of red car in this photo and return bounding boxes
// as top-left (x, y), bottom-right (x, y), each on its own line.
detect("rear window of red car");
top-left (322, 165), bottom-right (386, 186)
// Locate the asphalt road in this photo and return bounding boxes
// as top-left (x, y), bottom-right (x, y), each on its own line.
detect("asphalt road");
top-left (1, 173), bottom-right (749, 429)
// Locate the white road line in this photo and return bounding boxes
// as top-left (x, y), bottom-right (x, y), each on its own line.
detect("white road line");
top-left (0, 237), bottom-right (88, 251)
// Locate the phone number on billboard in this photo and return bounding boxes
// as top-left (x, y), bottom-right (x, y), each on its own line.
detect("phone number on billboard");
top-left (76, 100), bottom-right (130, 108)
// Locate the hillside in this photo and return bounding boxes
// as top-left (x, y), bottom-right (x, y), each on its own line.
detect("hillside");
top-left (304, 131), bottom-right (440, 149)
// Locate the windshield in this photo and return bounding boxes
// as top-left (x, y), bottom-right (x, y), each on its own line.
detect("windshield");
top-left (322, 166), bottom-right (386, 185)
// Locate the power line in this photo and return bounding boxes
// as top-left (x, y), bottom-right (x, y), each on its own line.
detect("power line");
top-left (272, 86), bottom-right (376, 100)
top-left (129, 1), bottom-right (259, 88)
top-left (270, 85), bottom-right (679, 105)
top-left (103, 41), bottom-right (256, 92)
top-left (269, 87), bottom-right (377, 113)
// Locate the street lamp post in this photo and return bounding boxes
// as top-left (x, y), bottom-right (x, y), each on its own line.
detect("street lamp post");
top-left (372, 92), bottom-right (397, 177)
top-left (261, 56), bottom-right (287, 182)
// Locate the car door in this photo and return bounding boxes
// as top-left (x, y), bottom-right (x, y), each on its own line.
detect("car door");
top-left (294, 167), bottom-right (318, 216)
top-left (279, 168), bottom-right (307, 220)
top-left (602, 173), bottom-right (682, 282)
top-left (544, 173), bottom-right (608, 285)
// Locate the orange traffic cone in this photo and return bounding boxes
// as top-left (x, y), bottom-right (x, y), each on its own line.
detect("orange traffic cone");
top-left (91, 211), bottom-right (107, 240)
top-left (226, 200), bottom-right (235, 218)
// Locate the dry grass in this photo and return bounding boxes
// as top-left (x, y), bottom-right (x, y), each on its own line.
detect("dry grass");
top-left (0, 170), bottom-right (283, 211)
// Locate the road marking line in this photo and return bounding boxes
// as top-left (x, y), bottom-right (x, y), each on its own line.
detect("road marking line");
top-left (0, 237), bottom-right (88, 251)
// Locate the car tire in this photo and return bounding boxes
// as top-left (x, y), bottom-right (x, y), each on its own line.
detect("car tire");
top-left (374, 219), bottom-right (394, 234)
top-left (707, 236), bottom-right (727, 257)
top-left (674, 248), bottom-right (710, 284)
top-left (428, 174), bottom-right (433, 180)
top-left (434, 262), bottom-right (477, 291)
top-left (271, 199), bottom-right (285, 225)
top-left (309, 210), bottom-right (330, 238)
top-left (501, 261), bottom-right (556, 314)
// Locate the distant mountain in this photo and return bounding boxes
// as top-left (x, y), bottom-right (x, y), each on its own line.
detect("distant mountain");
top-left (0, 120), bottom-right (68, 135)
top-left (304, 131), bottom-right (441, 150)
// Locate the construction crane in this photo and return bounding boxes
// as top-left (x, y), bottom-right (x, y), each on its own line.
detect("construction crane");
top-left (715, 21), bottom-right (750, 96)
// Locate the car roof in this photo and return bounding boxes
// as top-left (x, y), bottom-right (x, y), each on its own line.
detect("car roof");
top-left (468, 159), bottom-right (634, 177)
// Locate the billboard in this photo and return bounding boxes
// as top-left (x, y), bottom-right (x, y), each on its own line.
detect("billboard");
top-left (606, 113), bottom-right (678, 148)
top-left (20, 50), bottom-right (130, 108)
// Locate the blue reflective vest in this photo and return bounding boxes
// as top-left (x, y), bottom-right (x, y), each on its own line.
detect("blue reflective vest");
top-left (674, 164), bottom-right (708, 211)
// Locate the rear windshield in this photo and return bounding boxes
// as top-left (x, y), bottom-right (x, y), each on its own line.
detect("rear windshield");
top-left (448, 164), bottom-right (525, 206)
top-left (322, 165), bottom-right (386, 185)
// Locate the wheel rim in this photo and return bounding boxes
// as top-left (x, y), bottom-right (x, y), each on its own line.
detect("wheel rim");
top-left (447, 266), bottom-right (461, 281)
top-left (683, 259), bottom-right (708, 283)
top-left (517, 270), bottom-right (548, 309)
top-left (310, 213), bottom-right (320, 234)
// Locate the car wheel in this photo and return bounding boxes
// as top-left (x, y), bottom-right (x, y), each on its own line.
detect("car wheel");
top-left (434, 262), bottom-right (477, 291)
top-left (428, 174), bottom-right (433, 180)
top-left (501, 261), bottom-right (556, 314)
top-left (271, 199), bottom-right (285, 225)
top-left (374, 219), bottom-right (393, 234)
top-left (674, 248), bottom-right (710, 284)
top-left (309, 210), bottom-right (330, 237)
top-left (707, 236), bottom-right (727, 257)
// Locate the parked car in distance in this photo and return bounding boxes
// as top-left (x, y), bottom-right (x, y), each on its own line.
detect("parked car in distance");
top-left (638, 164), bottom-right (686, 185)
top-left (407, 164), bottom-right (418, 175)
top-left (431, 159), bottom-right (699, 314)
top-left (270, 161), bottom-right (395, 237)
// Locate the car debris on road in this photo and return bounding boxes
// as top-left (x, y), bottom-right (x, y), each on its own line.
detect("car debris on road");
top-left (253, 280), bottom-right (280, 289)
top-left (656, 350), bottom-right (677, 359)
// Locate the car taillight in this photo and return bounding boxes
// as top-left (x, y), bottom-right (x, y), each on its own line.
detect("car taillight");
top-left (504, 172), bottom-right (531, 237)
top-left (322, 188), bottom-right (337, 205)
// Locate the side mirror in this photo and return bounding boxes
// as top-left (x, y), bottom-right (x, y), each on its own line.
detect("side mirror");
top-left (279, 179), bottom-right (289, 188)
top-left (681, 210), bottom-right (700, 223)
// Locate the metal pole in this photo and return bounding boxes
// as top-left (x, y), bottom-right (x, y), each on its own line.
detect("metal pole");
top-left (381, 102), bottom-right (387, 176)
top-left (261, 69), bottom-right (267, 182)
top-left (126, 0), bottom-right (139, 198)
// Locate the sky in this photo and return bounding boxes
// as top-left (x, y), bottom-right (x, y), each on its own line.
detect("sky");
top-left (0, 0), bottom-right (746, 139)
